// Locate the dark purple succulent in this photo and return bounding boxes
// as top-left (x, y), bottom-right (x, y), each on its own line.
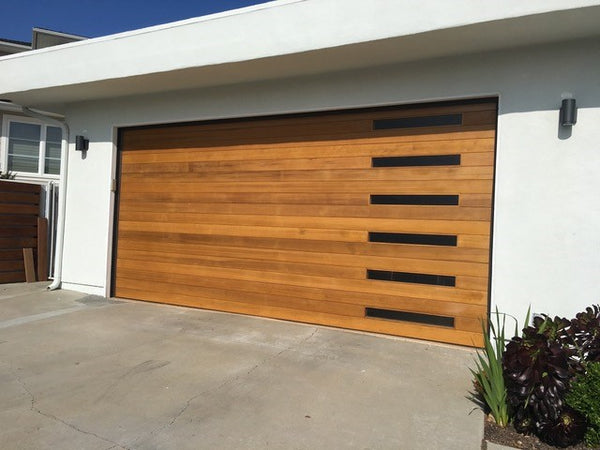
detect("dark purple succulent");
top-left (565, 305), bottom-right (600, 364)
top-left (503, 316), bottom-right (574, 435)
top-left (539, 406), bottom-right (587, 448)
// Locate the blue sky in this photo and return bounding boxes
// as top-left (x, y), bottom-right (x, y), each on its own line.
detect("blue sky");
top-left (3, 0), bottom-right (271, 42)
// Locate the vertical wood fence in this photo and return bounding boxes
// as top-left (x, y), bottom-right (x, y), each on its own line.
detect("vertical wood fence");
top-left (0, 181), bottom-right (48, 283)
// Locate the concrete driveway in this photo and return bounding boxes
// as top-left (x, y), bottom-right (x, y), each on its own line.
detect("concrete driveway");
top-left (0, 282), bottom-right (483, 449)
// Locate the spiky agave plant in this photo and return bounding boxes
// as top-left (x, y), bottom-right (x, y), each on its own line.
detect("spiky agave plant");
top-left (470, 308), bottom-right (511, 427)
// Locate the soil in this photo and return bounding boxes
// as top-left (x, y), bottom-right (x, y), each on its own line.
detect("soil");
top-left (483, 415), bottom-right (596, 450)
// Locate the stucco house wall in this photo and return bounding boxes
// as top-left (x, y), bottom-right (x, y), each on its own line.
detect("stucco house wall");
top-left (58, 37), bottom-right (600, 324)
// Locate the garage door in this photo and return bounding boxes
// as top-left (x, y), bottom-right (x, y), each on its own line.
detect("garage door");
top-left (113, 100), bottom-right (496, 347)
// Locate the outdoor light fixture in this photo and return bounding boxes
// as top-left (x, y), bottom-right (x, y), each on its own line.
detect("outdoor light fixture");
top-left (560, 98), bottom-right (577, 126)
top-left (75, 135), bottom-right (89, 151)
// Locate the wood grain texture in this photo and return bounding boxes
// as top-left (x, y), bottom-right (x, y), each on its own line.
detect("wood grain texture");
top-left (0, 181), bottom-right (42, 284)
top-left (114, 101), bottom-right (497, 347)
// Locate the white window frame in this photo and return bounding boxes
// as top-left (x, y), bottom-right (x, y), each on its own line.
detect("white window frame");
top-left (0, 114), bottom-right (61, 180)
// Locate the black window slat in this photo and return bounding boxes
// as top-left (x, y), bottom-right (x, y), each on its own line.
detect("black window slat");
top-left (366, 269), bottom-right (456, 287)
top-left (370, 194), bottom-right (459, 205)
top-left (372, 154), bottom-right (460, 167)
top-left (368, 232), bottom-right (457, 246)
top-left (365, 307), bottom-right (455, 328)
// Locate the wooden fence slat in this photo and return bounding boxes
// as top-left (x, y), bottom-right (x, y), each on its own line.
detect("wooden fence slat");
top-left (23, 248), bottom-right (36, 282)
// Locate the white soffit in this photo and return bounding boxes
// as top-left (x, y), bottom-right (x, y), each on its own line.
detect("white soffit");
top-left (1, 0), bottom-right (600, 108)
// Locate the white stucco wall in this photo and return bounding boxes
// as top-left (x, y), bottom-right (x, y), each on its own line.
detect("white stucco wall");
top-left (61, 38), bottom-right (600, 325)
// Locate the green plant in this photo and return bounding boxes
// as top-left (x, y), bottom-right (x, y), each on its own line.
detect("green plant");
top-left (566, 361), bottom-right (600, 447)
top-left (0, 170), bottom-right (16, 179)
top-left (470, 307), bottom-right (513, 427)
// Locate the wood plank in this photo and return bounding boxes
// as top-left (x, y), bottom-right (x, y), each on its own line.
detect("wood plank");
top-left (0, 237), bottom-right (37, 249)
top-left (114, 286), bottom-right (483, 347)
top-left (121, 102), bottom-right (497, 149)
top-left (0, 192), bottom-right (40, 204)
top-left (0, 226), bottom-right (38, 237)
top-left (23, 248), bottom-right (36, 282)
top-left (117, 212), bottom-right (492, 235)
top-left (118, 232), bottom-right (490, 262)
top-left (116, 266), bottom-right (487, 318)
top-left (37, 217), bottom-right (48, 281)
top-left (122, 121), bottom-right (495, 152)
top-left (117, 247), bottom-right (489, 278)
top-left (0, 260), bottom-right (24, 271)
top-left (122, 151), bottom-right (493, 174)
top-left (122, 104), bottom-right (497, 151)
top-left (115, 258), bottom-right (487, 305)
top-left (0, 181), bottom-right (41, 193)
top-left (120, 179), bottom-right (493, 195)
top-left (120, 200), bottom-right (491, 221)
top-left (119, 191), bottom-right (369, 205)
top-left (122, 138), bottom-right (495, 163)
top-left (0, 272), bottom-right (25, 283)
top-left (117, 277), bottom-right (365, 318)
top-left (0, 250), bottom-right (24, 261)
top-left (119, 268), bottom-right (487, 318)
top-left (0, 204), bottom-right (40, 215)
top-left (122, 166), bottom-right (494, 183)
top-left (119, 201), bottom-right (492, 221)
top-left (0, 216), bottom-right (38, 226)
top-left (119, 221), bottom-right (366, 242)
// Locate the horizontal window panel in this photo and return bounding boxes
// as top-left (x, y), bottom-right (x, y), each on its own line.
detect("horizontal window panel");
top-left (8, 140), bottom-right (40, 158)
top-left (369, 232), bottom-right (457, 246)
top-left (373, 114), bottom-right (462, 130)
top-left (45, 142), bottom-right (62, 159)
top-left (370, 195), bottom-right (459, 205)
top-left (9, 122), bottom-right (41, 140)
top-left (372, 154), bottom-right (460, 167)
top-left (365, 307), bottom-right (455, 328)
top-left (8, 155), bottom-right (39, 173)
top-left (44, 158), bottom-right (61, 175)
top-left (366, 269), bottom-right (456, 287)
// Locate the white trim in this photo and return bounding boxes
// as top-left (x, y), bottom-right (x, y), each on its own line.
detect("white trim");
top-left (1, 114), bottom-right (62, 180)
top-left (31, 27), bottom-right (87, 41)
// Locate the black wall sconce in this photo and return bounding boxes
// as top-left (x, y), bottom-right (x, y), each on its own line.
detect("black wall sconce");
top-left (560, 99), bottom-right (577, 127)
top-left (75, 135), bottom-right (89, 151)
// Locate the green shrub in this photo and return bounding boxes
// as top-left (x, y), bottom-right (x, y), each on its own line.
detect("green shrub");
top-left (566, 362), bottom-right (600, 447)
top-left (470, 308), bottom-right (513, 427)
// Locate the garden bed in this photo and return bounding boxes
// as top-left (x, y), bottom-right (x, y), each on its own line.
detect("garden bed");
top-left (484, 415), bottom-right (594, 450)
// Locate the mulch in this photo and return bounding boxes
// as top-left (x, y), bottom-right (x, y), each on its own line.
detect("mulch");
top-left (483, 415), bottom-right (595, 450)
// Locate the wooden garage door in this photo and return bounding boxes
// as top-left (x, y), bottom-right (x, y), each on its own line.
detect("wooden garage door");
top-left (113, 100), bottom-right (496, 347)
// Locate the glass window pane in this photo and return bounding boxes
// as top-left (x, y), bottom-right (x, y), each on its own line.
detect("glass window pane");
top-left (9, 122), bottom-right (41, 141)
top-left (8, 139), bottom-right (40, 173)
top-left (44, 141), bottom-right (62, 175)
top-left (8, 139), bottom-right (40, 158)
top-left (8, 155), bottom-right (40, 173)
top-left (46, 126), bottom-right (62, 143)
top-left (44, 158), bottom-right (61, 175)
top-left (8, 122), bottom-right (42, 174)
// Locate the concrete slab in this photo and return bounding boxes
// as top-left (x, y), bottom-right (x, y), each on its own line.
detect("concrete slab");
top-left (0, 283), bottom-right (484, 449)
